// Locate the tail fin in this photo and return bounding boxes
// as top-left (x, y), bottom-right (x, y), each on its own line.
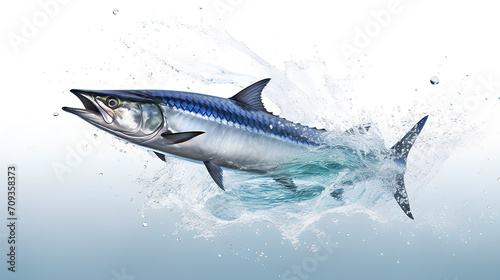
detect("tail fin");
top-left (391, 116), bottom-right (428, 220)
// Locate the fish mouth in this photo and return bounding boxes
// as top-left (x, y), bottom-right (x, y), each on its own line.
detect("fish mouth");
top-left (62, 90), bottom-right (114, 123)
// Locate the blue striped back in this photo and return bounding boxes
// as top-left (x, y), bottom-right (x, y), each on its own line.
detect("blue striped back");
top-left (142, 90), bottom-right (320, 145)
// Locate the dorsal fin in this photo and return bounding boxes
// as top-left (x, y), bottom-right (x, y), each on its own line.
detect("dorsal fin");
top-left (230, 78), bottom-right (271, 113)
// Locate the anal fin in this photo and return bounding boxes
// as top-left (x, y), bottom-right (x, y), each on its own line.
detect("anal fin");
top-left (274, 177), bottom-right (298, 192)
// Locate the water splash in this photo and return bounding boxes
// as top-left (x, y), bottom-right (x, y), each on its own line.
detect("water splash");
top-left (106, 19), bottom-right (497, 244)
top-left (137, 130), bottom-right (402, 243)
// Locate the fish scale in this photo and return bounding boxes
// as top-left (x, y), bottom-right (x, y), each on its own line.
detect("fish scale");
top-left (148, 90), bottom-right (316, 145)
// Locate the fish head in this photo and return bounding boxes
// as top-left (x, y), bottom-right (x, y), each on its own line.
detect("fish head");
top-left (62, 90), bottom-right (164, 142)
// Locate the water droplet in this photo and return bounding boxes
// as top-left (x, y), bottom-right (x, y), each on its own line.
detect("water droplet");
top-left (346, 233), bottom-right (350, 237)
top-left (130, 198), bottom-right (133, 202)
top-left (497, 178), bottom-right (500, 182)
top-left (218, 254), bottom-right (222, 257)
top-left (99, 172), bottom-right (103, 176)
top-left (380, 252), bottom-right (383, 256)
top-left (142, 222), bottom-right (148, 227)
top-left (113, 9), bottom-right (119, 15)
top-left (177, 238), bottom-right (181, 241)
top-left (430, 76), bottom-right (439, 85)
top-left (414, 88), bottom-right (418, 91)
top-left (479, 232), bottom-right (483, 236)
top-left (396, 260), bottom-right (400, 264)
top-left (148, 72), bottom-right (153, 77)
top-left (53, 112), bottom-right (59, 116)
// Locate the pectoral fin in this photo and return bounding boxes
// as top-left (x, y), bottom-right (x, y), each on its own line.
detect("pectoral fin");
top-left (204, 161), bottom-right (224, 191)
top-left (161, 131), bottom-right (205, 145)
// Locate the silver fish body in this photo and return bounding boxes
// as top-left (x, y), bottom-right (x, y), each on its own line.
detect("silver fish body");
top-left (149, 106), bottom-right (309, 168)
top-left (63, 78), bottom-right (427, 219)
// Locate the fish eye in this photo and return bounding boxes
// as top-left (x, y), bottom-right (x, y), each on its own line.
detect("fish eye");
top-left (107, 98), bottom-right (118, 108)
